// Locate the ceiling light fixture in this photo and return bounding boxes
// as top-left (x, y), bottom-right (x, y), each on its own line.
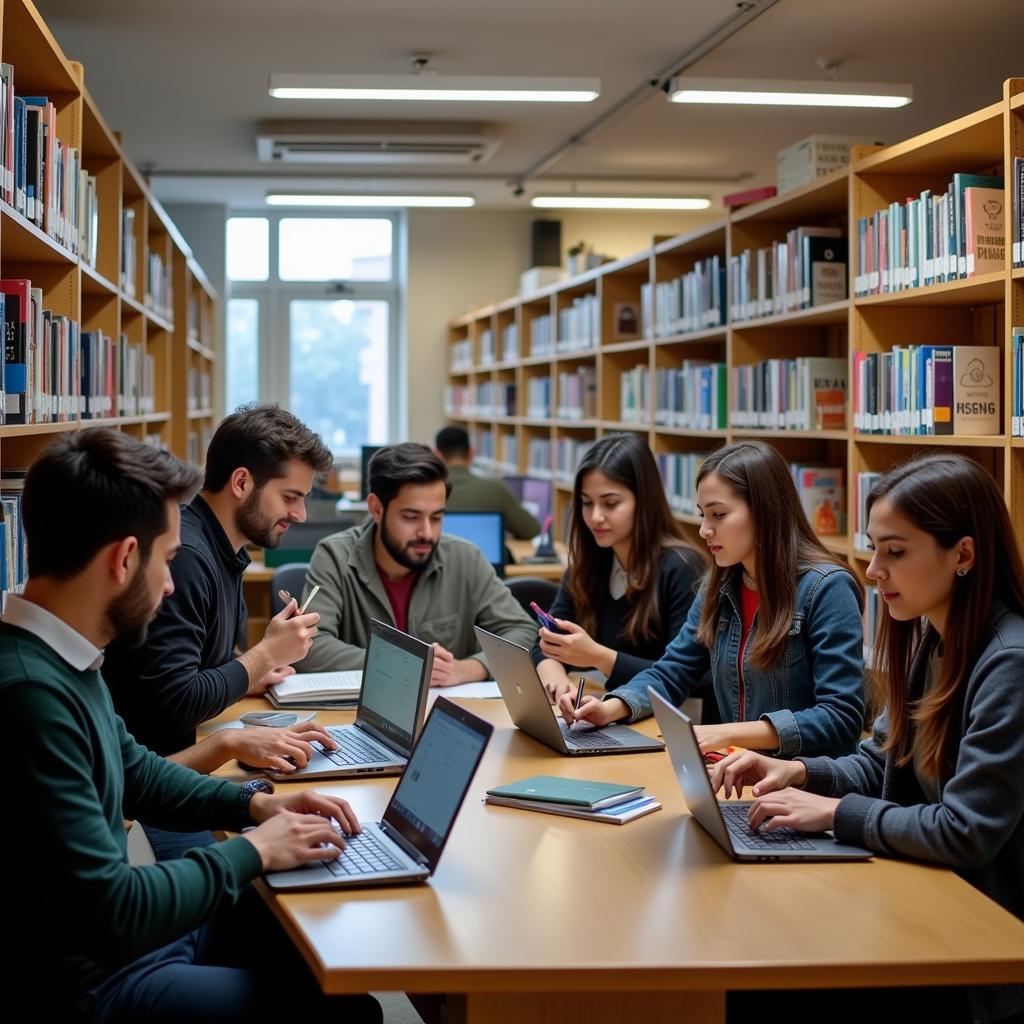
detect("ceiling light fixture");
top-left (531, 196), bottom-right (711, 211)
top-left (269, 73), bottom-right (600, 104)
top-left (667, 77), bottom-right (912, 109)
top-left (266, 193), bottom-right (475, 208)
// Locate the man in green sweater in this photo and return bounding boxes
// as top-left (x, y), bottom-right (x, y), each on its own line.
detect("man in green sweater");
top-left (434, 425), bottom-right (541, 539)
top-left (1, 429), bottom-right (379, 1022)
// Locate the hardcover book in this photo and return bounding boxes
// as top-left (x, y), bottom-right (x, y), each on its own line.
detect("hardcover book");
top-left (952, 345), bottom-right (1000, 435)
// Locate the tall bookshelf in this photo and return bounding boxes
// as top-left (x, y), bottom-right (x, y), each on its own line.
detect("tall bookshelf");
top-left (447, 78), bottom-right (1024, 573)
top-left (0, 0), bottom-right (219, 486)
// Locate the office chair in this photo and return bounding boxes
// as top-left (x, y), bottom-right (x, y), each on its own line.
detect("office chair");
top-left (270, 562), bottom-right (311, 615)
top-left (504, 576), bottom-right (559, 616)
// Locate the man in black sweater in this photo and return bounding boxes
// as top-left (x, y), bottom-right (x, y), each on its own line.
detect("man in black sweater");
top-left (103, 405), bottom-right (336, 836)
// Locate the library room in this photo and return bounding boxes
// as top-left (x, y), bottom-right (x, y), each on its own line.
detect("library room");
top-left (3, 1), bottom-right (1024, 1022)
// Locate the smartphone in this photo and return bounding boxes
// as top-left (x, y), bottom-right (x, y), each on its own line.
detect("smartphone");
top-left (529, 601), bottom-right (566, 634)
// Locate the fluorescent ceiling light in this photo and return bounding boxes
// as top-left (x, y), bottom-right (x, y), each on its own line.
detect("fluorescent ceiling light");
top-left (531, 196), bottom-right (711, 211)
top-left (266, 194), bottom-right (475, 208)
top-left (270, 73), bottom-right (599, 103)
top-left (668, 77), bottom-right (912, 109)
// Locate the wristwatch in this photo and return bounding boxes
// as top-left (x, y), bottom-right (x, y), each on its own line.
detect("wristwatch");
top-left (239, 778), bottom-right (275, 824)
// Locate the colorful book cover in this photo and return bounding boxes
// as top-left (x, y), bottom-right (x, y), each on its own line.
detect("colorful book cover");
top-left (952, 345), bottom-right (1000, 435)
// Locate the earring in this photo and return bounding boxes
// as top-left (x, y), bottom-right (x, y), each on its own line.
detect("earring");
top-left (956, 568), bottom-right (968, 577)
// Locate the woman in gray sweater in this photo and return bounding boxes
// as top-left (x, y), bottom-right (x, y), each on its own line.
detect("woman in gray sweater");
top-left (714, 453), bottom-right (1024, 1024)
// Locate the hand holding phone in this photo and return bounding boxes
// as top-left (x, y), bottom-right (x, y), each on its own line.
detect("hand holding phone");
top-left (530, 601), bottom-right (567, 635)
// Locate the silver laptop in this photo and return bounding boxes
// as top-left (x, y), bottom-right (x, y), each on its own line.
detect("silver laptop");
top-left (649, 688), bottom-right (872, 862)
top-left (474, 626), bottom-right (664, 756)
top-left (268, 619), bottom-right (432, 780)
top-left (264, 697), bottom-right (492, 889)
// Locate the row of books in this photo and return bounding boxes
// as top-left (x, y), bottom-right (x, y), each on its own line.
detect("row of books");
top-left (1013, 329), bottom-right (1024, 438)
top-left (187, 367), bottom-right (212, 412)
top-left (526, 436), bottom-right (553, 478)
top-left (526, 376), bottom-right (552, 419)
top-left (555, 438), bottom-right (594, 483)
top-left (556, 366), bottom-right (596, 420)
top-left (729, 228), bottom-right (847, 322)
top-left (0, 470), bottom-right (26, 604)
top-left (657, 451), bottom-right (708, 517)
top-left (557, 294), bottom-right (599, 352)
top-left (853, 472), bottom-right (882, 551)
top-left (852, 345), bottom-right (999, 437)
top-left (1014, 159), bottom-right (1024, 269)
top-left (187, 424), bottom-right (214, 468)
top-left (642, 256), bottom-right (725, 338)
top-left (145, 250), bottom-right (173, 323)
top-left (81, 330), bottom-right (155, 419)
top-left (730, 356), bottom-right (846, 431)
top-left (473, 428), bottom-right (520, 472)
top-left (853, 174), bottom-right (1003, 296)
top-left (654, 361), bottom-right (727, 431)
top-left (619, 365), bottom-right (650, 424)
top-left (529, 313), bottom-right (554, 356)
top-left (449, 338), bottom-right (472, 372)
top-left (0, 65), bottom-right (92, 257)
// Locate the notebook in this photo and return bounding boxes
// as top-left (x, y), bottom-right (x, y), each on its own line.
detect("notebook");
top-left (268, 671), bottom-right (362, 708)
top-left (263, 697), bottom-right (493, 889)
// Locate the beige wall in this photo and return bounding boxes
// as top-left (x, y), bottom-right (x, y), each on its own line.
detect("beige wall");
top-left (403, 207), bottom-right (722, 442)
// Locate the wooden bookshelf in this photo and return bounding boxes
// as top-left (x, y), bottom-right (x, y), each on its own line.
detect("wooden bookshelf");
top-left (0, 0), bottom-right (219, 488)
top-left (447, 79), bottom-right (1024, 558)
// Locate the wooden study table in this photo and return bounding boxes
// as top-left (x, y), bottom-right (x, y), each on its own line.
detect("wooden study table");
top-left (203, 697), bottom-right (1024, 1024)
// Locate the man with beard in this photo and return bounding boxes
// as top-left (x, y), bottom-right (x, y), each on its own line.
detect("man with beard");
top-left (300, 442), bottom-right (534, 682)
top-left (102, 403), bottom-right (336, 798)
top-left (0, 428), bottom-right (379, 1022)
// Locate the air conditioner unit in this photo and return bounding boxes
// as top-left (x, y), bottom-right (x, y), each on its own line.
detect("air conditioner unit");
top-left (256, 120), bottom-right (501, 166)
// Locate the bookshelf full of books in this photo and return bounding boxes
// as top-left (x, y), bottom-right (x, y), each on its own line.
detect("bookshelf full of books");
top-left (0, 0), bottom-right (221, 604)
top-left (447, 78), bottom-right (1024, 564)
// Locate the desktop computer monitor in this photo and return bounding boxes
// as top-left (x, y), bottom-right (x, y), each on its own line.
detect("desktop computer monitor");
top-left (502, 475), bottom-right (553, 525)
top-left (360, 445), bottom-right (385, 499)
top-left (443, 511), bottom-right (506, 575)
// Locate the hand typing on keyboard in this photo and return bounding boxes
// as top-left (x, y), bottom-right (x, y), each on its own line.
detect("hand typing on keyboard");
top-left (746, 788), bottom-right (841, 835)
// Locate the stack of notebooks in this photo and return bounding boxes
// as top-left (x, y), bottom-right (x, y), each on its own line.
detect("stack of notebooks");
top-left (485, 775), bottom-right (661, 825)
top-left (267, 671), bottom-right (362, 709)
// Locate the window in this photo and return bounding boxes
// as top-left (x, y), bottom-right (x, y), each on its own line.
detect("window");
top-left (225, 212), bottom-right (400, 455)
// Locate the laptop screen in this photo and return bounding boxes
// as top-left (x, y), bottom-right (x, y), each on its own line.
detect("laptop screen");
top-left (356, 621), bottom-right (432, 754)
top-left (383, 697), bottom-right (492, 870)
top-left (442, 510), bottom-right (505, 569)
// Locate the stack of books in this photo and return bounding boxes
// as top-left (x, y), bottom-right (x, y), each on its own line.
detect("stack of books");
top-left (268, 671), bottom-right (363, 710)
top-left (485, 775), bottom-right (661, 825)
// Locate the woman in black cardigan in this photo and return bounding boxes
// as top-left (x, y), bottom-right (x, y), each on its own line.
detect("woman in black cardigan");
top-left (532, 433), bottom-right (705, 702)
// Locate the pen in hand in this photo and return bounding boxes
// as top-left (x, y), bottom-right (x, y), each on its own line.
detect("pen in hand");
top-left (570, 678), bottom-right (586, 730)
top-left (277, 585), bottom-right (321, 616)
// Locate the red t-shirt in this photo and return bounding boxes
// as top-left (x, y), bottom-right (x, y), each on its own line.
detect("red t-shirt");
top-left (737, 584), bottom-right (760, 721)
top-left (378, 570), bottom-right (419, 634)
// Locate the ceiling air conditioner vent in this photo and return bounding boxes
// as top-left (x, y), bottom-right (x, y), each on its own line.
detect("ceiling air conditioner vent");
top-left (256, 120), bottom-right (501, 166)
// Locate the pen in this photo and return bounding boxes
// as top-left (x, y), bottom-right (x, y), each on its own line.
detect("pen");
top-left (278, 585), bottom-right (320, 615)
top-left (569, 678), bottom-right (585, 730)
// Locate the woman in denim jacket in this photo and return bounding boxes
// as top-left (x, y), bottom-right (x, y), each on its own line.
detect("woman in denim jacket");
top-left (713, 453), bottom-right (1024, 1024)
top-left (561, 440), bottom-right (865, 759)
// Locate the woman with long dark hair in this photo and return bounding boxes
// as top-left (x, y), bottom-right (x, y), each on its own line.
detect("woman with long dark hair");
top-left (562, 439), bottom-right (865, 758)
top-left (712, 453), bottom-right (1024, 1023)
top-left (531, 433), bottom-right (705, 702)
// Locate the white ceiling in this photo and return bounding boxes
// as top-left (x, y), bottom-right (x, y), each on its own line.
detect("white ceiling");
top-left (36, 0), bottom-right (1024, 210)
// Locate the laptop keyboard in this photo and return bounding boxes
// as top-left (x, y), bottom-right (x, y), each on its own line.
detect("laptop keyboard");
top-left (720, 804), bottom-right (816, 851)
top-left (320, 726), bottom-right (390, 765)
top-left (323, 829), bottom-right (404, 876)
top-left (559, 724), bottom-right (623, 749)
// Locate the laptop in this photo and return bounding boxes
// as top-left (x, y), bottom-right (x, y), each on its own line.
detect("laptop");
top-left (264, 697), bottom-right (493, 890)
top-left (649, 688), bottom-right (872, 862)
top-left (474, 626), bottom-right (664, 755)
top-left (268, 619), bottom-right (433, 780)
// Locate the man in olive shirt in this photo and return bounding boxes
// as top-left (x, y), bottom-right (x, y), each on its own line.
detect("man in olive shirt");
top-left (0, 429), bottom-right (378, 1022)
top-left (434, 425), bottom-right (540, 539)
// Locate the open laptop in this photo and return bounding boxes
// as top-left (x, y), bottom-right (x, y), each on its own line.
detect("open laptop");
top-left (649, 688), bottom-right (872, 862)
top-left (474, 626), bottom-right (664, 755)
top-left (264, 697), bottom-right (493, 890)
top-left (268, 619), bottom-right (433, 780)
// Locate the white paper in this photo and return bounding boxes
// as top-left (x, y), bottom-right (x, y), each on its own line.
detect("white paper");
top-left (428, 680), bottom-right (502, 700)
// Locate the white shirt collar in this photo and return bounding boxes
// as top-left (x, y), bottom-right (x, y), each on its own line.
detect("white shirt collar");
top-left (609, 557), bottom-right (629, 601)
top-left (2, 595), bottom-right (105, 672)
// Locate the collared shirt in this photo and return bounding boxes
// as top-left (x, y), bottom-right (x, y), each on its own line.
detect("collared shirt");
top-left (2, 593), bottom-right (104, 671)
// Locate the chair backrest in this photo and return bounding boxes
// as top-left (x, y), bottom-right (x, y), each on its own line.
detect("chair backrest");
top-left (504, 575), bottom-right (560, 616)
top-left (270, 562), bottom-right (311, 615)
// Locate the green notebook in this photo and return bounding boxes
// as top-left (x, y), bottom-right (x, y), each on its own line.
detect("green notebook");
top-left (486, 775), bottom-right (644, 810)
